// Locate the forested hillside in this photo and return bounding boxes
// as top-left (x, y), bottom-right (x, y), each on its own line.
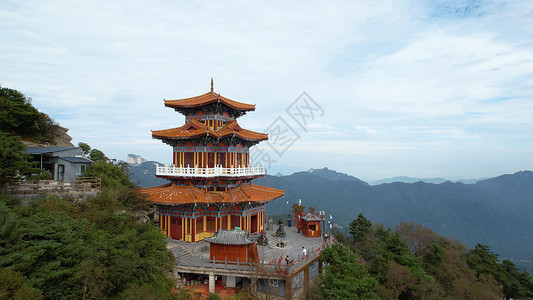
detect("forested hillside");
top-left (0, 86), bottom-right (175, 299)
top-left (315, 214), bottom-right (533, 299)
top-left (0, 86), bottom-right (72, 146)
top-left (259, 169), bottom-right (533, 273)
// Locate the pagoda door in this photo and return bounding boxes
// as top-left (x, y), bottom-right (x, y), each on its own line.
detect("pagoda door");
top-left (251, 215), bottom-right (258, 233)
top-left (170, 217), bottom-right (182, 240)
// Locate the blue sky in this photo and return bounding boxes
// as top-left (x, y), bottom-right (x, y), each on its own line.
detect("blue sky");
top-left (1, 0), bottom-right (532, 180)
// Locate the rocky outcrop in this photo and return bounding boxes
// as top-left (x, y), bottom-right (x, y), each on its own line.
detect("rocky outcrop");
top-left (127, 154), bottom-right (147, 165)
top-left (21, 125), bottom-right (74, 147)
top-left (50, 125), bottom-right (74, 147)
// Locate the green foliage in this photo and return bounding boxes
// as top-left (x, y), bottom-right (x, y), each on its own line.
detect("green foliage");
top-left (348, 213), bottom-right (372, 244)
top-left (89, 148), bottom-right (107, 162)
top-left (467, 244), bottom-right (533, 299)
top-left (467, 244), bottom-right (501, 277)
top-left (0, 267), bottom-right (42, 300)
top-left (205, 293), bottom-right (222, 300)
top-left (323, 215), bottom-right (533, 299)
top-left (0, 206), bottom-right (91, 298)
top-left (319, 244), bottom-right (379, 299)
top-left (84, 160), bottom-right (134, 189)
top-left (78, 142), bottom-right (91, 156)
top-left (0, 132), bottom-right (38, 188)
top-left (0, 191), bottom-right (174, 299)
top-left (0, 86), bottom-right (57, 144)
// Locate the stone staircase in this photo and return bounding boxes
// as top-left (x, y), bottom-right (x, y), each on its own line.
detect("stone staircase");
top-left (261, 234), bottom-right (283, 249)
top-left (168, 243), bottom-right (191, 260)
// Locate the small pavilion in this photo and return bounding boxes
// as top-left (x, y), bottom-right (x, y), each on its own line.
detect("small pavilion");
top-left (205, 230), bottom-right (259, 264)
top-left (301, 213), bottom-right (322, 238)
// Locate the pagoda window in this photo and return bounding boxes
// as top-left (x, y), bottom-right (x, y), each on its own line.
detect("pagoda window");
top-left (208, 152), bottom-right (214, 167)
top-left (196, 218), bottom-right (203, 234)
top-left (217, 152), bottom-right (226, 167)
top-left (184, 152), bottom-right (194, 167)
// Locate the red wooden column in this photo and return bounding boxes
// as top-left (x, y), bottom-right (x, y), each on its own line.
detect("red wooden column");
top-left (191, 218), bottom-right (196, 242)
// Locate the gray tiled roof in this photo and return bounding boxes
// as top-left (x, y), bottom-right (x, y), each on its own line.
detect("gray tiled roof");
top-left (205, 230), bottom-right (257, 245)
top-left (61, 157), bottom-right (93, 163)
top-left (24, 147), bottom-right (78, 155)
top-left (302, 212), bottom-right (322, 222)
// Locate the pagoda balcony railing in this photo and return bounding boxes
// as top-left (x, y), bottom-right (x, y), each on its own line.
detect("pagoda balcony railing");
top-left (155, 164), bottom-right (266, 178)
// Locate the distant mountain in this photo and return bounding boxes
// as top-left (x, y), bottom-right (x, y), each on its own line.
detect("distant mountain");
top-left (370, 176), bottom-right (483, 185)
top-left (307, 167), bottom-right (366, 183)
top-left (256, 170), bottom-right (533, 273)
top-left (127, 154), bottom-right (147, 165)
top-left (127, 155), bottom-right (169, 188)
top-left (370, 176), bottom-right (449, 185)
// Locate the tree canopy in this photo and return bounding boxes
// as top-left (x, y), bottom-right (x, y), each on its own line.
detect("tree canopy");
top-left (320, 215), bottom-right (533, 299)
top-left (0, 86), bottom-right (58, 144)
top-left (0, 191), bottom-right (174, 299)
top-left (318, 244), bottom-right (379, 299)
top-left (0, 132), bottom-right (38, 189)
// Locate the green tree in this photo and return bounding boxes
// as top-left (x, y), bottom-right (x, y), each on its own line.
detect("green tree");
top-left (84, 161), bottom-right (133, 189)
top-left (0, 86), bottom-right (56, 144)
top-left (319, 244), bottom-right (379, 299)
top-left (0, 267), bottom-right (42, 300)
top-left (78, 142), bottom-right (91, 156)
top-left (0, 191), bottom-right (174, 299)
top-left (467, 244), bottom-right (502, 278)
top-left (0, 132), bottom-right (37, 189)
top-left (0, 206), bottom-right (91, 299)
top-left (348, 213), bottom-right (372, 244)
top-left (89, 148), bottom-right (107, 162)
top-left (499, 259), bottom-right (533, 299)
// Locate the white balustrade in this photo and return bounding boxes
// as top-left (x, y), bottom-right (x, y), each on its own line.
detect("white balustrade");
top-left (155, 164), bottom-right (266, 178)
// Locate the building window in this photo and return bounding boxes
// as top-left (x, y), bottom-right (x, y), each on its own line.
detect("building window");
top-left (76, 164), bottom-right (87, 175)
top-left (309, 224), bottom-right (317, 231)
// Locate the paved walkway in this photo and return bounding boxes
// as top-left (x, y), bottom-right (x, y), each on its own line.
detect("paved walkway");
top-left (168, 225), bottom-right (327, 273)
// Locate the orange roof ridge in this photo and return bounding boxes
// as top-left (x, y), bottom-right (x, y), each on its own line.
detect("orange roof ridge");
top-left (238, 185), bottom-right (251, 198)
top-left (152, 119), bottom-right (267, 142)
top-left (164, 91), bottom-right (255, 111)
top-left (140, 183), bottom-right (284, 205)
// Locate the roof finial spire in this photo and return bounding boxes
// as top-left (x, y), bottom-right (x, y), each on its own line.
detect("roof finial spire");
top-left (210, 78), bottom-right (214, 92)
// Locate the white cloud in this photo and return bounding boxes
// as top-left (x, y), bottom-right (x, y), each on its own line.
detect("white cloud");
top-left (1, 0), bottom-right (532, 179)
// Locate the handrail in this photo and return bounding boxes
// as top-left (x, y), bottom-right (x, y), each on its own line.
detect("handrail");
top-left (175, 245), bottom-right (323, 275)
top-left (7, 178), bottom-right (101, 195)
top-left (156, 164), bottom-right (265, 178)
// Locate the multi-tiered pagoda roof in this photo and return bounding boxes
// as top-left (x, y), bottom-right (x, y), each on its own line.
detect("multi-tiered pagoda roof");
top-left (152, 119), bottom-right (268, 143)
top-left (140, 80), bottom-right (283, 242)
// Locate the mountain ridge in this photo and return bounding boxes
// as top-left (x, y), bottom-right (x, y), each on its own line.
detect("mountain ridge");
top-left (259, 169), bottom-right (533, 272)
top-left (128, 154), bottom-right (532, 272)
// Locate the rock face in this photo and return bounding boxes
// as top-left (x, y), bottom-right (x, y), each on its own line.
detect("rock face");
top-left (127, 154), bottom-right (147, 165)
top-left (21, 125), bottom-right (74, 147)
top-left (50, 125), bottom-right (74, 147)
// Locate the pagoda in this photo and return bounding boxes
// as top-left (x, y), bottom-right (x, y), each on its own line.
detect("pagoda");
top-left (141, 80), bottom-right (284, 242)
